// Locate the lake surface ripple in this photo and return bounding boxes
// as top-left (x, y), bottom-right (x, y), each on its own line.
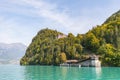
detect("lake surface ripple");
top-left (0, 65), bottom-right (120, 80)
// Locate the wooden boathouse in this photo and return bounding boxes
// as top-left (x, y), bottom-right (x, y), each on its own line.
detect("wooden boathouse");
top-left (60, 55), bottom-right (101, 67)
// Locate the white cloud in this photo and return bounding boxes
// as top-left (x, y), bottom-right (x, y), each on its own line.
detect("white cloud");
top-left (19, 0), bottom-right (74, 28)
top-left (0, 17), bottom-right (36, 45)
top-left (0, 0), bottom-right (109, 35)
top-left (3, 0), bottom-right (81, 31)
top-left (1, 0), bottom-right (120, 32)
top-left (19, 0), bottom-right (120, 34)
top-left (0, 17), bottom-right (18, 43)
top-left (0, 0), bottom-right (120, 45)
top-left (15, 0), bottom-right (97, 34)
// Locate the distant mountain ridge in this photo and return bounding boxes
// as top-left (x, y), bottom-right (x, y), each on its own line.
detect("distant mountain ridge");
top-left (0, 43), bottom-right (27, 64)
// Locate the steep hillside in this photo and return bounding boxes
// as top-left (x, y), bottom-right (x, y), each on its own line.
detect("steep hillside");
top-left (88, 10), bottom-right (120, 49)
top-left (21, 10), bottom-right (120, 66)
top-left (84, 10), bottom-right (120, 66)
top-left (104, 10), bottom-right (120, 24)
top-left (20, 28), bottom-right (83, 65)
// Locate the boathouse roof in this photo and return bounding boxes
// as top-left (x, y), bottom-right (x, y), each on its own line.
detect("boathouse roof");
top-left (66, 60), bottom-right (78, 63)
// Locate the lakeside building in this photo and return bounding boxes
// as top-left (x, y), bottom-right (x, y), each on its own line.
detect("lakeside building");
top-left (60, 55), bottom-right (101, 67)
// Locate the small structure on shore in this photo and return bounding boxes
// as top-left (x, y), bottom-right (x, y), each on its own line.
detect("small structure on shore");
top-left (60, 55), bottom-right (101, 67)
top-left (80, 55), bottom-right (101, 67)
top-left (60, 60), bottom-right (81, 67)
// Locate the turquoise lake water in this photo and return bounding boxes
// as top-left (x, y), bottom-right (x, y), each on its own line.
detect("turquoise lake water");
top-left (0, 65), bottom-right (120, 80)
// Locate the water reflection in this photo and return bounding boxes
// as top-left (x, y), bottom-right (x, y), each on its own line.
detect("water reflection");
top-left (2, 65), bottom-right (120, 80)
top-left (22, 66), bottom-right (102, 80)
top-left (23, 66), bottom-right (56, 80)
top-left (23, 66), bottom-right (81, 80)
top-left (21, 66), bottom-right (120, 80)
top-left (95, 67), bottom-right (101, 79)
top-left (60, 67), bottom-right (68, 80)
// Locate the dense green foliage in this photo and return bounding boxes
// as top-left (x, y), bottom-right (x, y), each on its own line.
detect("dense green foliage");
top-left (21, 10), bottom-right (120, 66)
top-left (20, 28), bottom-right (83, 65)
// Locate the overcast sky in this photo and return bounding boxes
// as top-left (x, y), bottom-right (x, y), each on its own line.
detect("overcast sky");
top-left (0, 0), bottom-right (120, 46)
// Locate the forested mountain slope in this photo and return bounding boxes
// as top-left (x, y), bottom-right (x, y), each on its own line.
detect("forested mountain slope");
top-left (21, 10), bottom-right (120, 66)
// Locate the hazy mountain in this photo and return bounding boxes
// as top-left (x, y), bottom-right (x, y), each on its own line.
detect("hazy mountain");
top-left (0, 43), bottom-right (27, 64)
